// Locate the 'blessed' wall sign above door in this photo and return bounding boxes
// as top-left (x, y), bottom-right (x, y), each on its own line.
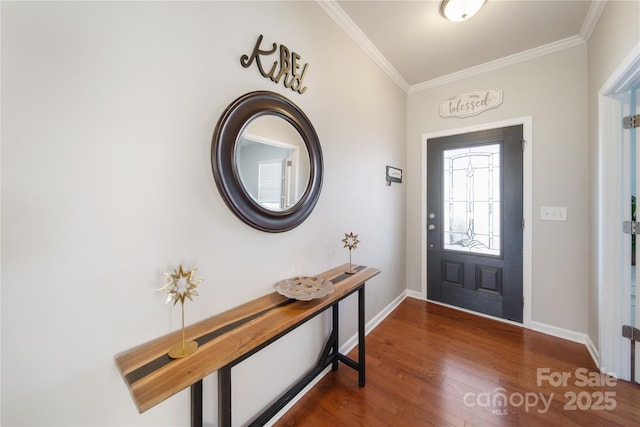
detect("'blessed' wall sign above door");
top-left (440, 88), bottom-right (503, 118)
top-left (240, 34), bottom-right (309, 94)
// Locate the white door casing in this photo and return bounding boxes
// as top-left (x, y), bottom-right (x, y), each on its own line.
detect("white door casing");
top-left (634, 84), bottom-right (640, 384)
top-left (598, 41), bottom-right (640, 381)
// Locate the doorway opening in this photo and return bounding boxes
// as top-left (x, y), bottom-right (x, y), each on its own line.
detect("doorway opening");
top-left (598, 44), bottom-right (640, 383)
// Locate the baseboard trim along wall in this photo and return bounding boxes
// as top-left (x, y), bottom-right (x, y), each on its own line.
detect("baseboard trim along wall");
top-left (406, 289), bottom-right (423, 300)
top-left (531, 320), bottom-right (601, 373)
top-left (530, 320), bottom-right (587, 344)
top-left (586, 335), bottom-right (601, 372)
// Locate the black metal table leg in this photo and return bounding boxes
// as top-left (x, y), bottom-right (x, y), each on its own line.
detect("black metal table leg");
top-left (332, 303), bottom-right (339, 371)
top-left (218, 365), bottom-right (232, 427)
top-left (358, 285), bottom-right (366, 386)
top-left (191, 380), bottom-right (203, 427)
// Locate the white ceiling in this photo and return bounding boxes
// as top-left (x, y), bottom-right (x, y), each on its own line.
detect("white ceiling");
top-left (321, 0), bottom-right (604, 91)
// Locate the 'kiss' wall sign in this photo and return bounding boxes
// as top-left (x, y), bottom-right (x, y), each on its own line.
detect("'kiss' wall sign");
top-left (440, 88), bottom-right (503, 118)
top-left (240, 34), bottom-right (309, 95)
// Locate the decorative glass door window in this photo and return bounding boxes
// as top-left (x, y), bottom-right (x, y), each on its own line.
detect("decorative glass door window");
top-left (443, 144), bottom-right (501, 256)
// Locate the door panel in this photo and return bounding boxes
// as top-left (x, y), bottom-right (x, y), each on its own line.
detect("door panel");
top-left (427, 126), bottom-right (523, 322)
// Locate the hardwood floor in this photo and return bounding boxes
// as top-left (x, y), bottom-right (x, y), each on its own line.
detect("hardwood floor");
top-left (275, 298), bottom-right (639, 426)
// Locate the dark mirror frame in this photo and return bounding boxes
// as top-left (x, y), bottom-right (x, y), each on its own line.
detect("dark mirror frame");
top-left (211, 91), bottom-right (323, 232)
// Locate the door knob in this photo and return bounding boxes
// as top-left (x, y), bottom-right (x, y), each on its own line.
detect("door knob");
top-left (428, 224), bottom-right (436, 231)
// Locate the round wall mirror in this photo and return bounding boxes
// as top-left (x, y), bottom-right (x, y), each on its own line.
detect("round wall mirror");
top-left (212, 91), bottom-right (323, 232)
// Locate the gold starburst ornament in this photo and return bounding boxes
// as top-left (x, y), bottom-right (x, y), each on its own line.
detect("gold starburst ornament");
top-left (342, 232), bottom-right (360, 274)
top-left (158, 265), bottom-right (203, 359)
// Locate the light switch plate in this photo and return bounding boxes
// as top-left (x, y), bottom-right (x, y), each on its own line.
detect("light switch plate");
top-left (541, 206), bottom-right (567, 221)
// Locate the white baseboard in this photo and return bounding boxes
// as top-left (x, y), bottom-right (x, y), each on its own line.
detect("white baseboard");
top-left (340, 290), bottom-right (408, 352)
top-left (531, 321), bottom-right (602, 373)
top-left (405, 289), bottom-right (423, 300)
top-left (585, 334), bottom-right (601, 371)
top-left (530, 320), bottom-right (587, 344)
top-left (265, 290), bottom-right (408, 426)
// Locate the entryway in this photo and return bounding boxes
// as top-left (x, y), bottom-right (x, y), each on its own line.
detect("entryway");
top-left (421, 118), bottom-right (533, 327)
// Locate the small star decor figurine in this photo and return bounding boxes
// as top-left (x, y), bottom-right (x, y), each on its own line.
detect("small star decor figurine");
top-left (158, 265), bottom-right (203, 359)
top-left (342, 232), bottom-right (360, 274)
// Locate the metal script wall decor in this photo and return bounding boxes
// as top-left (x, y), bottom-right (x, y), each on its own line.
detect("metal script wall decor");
top-left (440, 88), bottom-right (503, 118)
top-left (240, 34), bottom-right (309, 94)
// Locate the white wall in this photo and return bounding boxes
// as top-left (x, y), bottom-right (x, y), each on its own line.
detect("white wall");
top-left (0, 2), bottom-right (406, 425)
top-left (406, 45), bottom-right (589, 333)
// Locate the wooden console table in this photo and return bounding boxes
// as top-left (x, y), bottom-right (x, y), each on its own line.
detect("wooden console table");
top-left (114, 264), bottom-right (381, 426)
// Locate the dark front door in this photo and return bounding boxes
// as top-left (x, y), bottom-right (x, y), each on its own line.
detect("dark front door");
top-left (427, 126), bottom-right (523, 322)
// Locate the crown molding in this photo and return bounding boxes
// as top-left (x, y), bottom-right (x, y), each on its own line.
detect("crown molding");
top-left (580, 0), bottom-right (607, 41)
top-left (316, 0), bottom-right (410, 93)
top-left (409, 35), bottom-right (586, 93)
top-left (317, 0), bottom-right (598, 95)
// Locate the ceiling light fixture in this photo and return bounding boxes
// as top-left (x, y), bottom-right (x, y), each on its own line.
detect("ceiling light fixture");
top-left (440, 0), bottom-right (487, 22)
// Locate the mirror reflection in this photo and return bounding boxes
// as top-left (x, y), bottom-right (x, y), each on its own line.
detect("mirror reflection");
top-left (235, 115), bottom-right (310, 211)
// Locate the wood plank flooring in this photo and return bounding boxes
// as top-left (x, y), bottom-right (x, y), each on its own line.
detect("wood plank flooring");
top-left (275, 298), bottom-right (639, 426)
